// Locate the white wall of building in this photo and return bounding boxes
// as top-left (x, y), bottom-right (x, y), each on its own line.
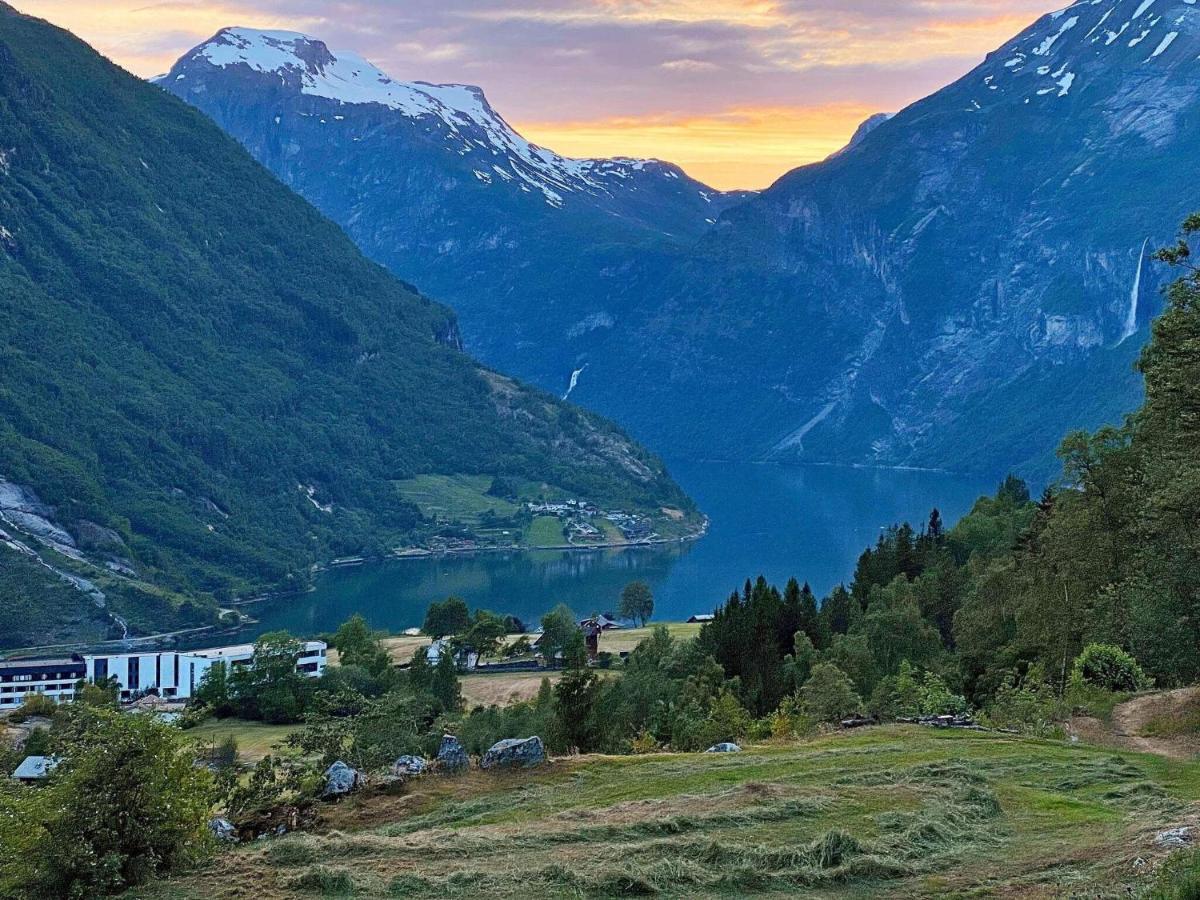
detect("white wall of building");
top-left (84, 640), bottom-right (327, 701)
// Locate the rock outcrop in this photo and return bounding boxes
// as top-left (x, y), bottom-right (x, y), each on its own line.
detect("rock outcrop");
top-left (704, 742), bottom-right (742, 754)
top-left (436, 734), bottom-right (469, 774)
top-left (322, 760), bottom-right (363, 797)
top-left (391, 755), bottom-right (429, 776)
top-left (480, 736), bottom-right (546, 770)
top-left (208, 817), bottom-right (237, 842)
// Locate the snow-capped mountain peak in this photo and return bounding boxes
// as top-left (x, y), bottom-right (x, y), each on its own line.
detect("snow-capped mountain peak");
top-left (970, 0), bottom-right (1199, 109)
top-left (164, 27), bottom-right (678, 207)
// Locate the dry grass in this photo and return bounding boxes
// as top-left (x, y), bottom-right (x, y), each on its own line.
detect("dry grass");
top-left (136, 726), bottom-right (1200, 899)
top-left (594, 621), bottom-right (703, 655)
top-left (331, 622), bottom-right (700, 670)
top-left (460, 671), bottom-right (560, 707)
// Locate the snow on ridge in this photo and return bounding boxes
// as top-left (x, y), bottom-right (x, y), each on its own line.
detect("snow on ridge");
top-left (189, 27), bottom-right (665, 206)
top-left (982, 0), bottom-right (1197, 107)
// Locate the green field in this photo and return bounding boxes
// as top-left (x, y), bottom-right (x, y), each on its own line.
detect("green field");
top-left (524, 516), bottom-right (566, 546)
top-left (394, 474), bottom-right (519, 524)
top-left (184, 720), bottom-right (301, 763)
top-left (143, 726), bottom-right (1200, 898)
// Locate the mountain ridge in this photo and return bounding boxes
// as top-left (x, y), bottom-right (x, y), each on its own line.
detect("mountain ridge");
top-left (162, 1), bottom-right (1197, 478)
top-left (0, 4), bottom-right (695, 648)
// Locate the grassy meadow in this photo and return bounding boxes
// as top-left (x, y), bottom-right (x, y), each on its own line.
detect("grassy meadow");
top-left (142, 726), bottom-right (1200, 898)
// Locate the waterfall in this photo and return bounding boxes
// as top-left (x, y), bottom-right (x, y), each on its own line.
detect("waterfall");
top-left (1119, 237), bottom-right (1150, 344)
top-left (562, 364), bottom-right (588, 400)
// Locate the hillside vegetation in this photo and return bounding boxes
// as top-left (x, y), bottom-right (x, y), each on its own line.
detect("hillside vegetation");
top-left (140, 727), bottom-right (1200, 898)
top-left (0, 4), bottom-right (693, 644)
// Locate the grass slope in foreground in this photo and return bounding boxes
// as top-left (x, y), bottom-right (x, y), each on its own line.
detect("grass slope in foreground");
top-left (142, 727), bottom-right (1199, 898)
top-left (0, 4), bottom-right (695, 646)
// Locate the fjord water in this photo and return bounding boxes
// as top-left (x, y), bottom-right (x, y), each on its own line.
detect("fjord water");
top-left (249, 462), bottom-right (991, 637)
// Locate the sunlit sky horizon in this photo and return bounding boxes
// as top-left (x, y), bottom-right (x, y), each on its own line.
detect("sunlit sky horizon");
top-left (17, 1), bottom-right (1061, 190)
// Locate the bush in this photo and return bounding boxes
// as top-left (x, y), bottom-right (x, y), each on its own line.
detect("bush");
top-left (1071, 643), bottom-right (1151, 693)
top-left (980, 672), bottom-right (1066, 736)
top-left (799, 663), bottom-right (862, 723)
top-left (8, 693), bottom-right (57, 723)
top-left (21, 708), bottom-right (215, 897)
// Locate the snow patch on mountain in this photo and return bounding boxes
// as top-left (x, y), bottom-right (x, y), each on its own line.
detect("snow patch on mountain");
top-left (173, 27), bottom-right (673, 206)
top-left (980, 0), bottom-right (1197, 106)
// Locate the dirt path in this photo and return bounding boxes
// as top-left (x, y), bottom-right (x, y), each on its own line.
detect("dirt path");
top-left (1071, 687), bottom-right (1200, 759)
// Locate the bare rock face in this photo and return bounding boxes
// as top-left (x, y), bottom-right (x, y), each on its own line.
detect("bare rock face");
top-left (72, 520), bottom-right (127, 551)
top-left (159, 5), bottom-right (1200, 479)
top-left (480, 736), bottom-right (546, 770)
top-left (435, 734), bottom-right (469, 774)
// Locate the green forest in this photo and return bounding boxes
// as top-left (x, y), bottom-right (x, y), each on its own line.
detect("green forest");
top-left (0, 5), bottom-right (693, 644)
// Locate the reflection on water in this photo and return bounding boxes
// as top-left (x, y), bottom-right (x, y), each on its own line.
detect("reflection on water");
top-left (245, 461), bottom-right (993, 640)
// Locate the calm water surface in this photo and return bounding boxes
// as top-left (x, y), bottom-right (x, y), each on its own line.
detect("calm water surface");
top-left (246, 462), bottom-right (991, 639)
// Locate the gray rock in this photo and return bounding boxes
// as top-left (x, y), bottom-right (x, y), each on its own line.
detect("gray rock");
top-left (391, 754), bottom-right (429, 776)
top-left (322, 760), bottom-right (362, 797)
top-left (436, 734), bottom-right (469, 774)
top-left (72, 520), bottom-right (127, 551)
top-left (480, 736), bottom-right (546, 770)
top-left (208, 817), bottom-right (237, 842)
top-left (1155, 827), bottom-right (1193, 848)
top-left (704, 742), bottom-right (742, 753)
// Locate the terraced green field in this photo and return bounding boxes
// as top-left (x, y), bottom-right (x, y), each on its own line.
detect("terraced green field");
top-left (140, 726), bottom-right (1200, 898)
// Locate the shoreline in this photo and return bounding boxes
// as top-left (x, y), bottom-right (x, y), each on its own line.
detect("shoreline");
top-left (19, 516), bottom-right (712, 655)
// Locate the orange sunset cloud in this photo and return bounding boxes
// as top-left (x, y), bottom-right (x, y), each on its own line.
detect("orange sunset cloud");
top-left (14, 0), bottom-right (1060, 188)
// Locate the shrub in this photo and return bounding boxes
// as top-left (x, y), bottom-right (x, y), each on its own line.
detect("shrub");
top-left (1071, 643), bottom-right (1151, 693)
top-left (980, 672), bottom-right (1066, 736)
top-left (7, 693), bottom-right (57, 723)
top-left (799, 663), bottom-right (862, 723)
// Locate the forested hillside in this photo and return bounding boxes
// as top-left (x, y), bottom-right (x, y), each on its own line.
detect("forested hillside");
top-left (460, 216), bottom-right (1200, 755)
top-left (0, 5), bottom-right (694, 645)
top-left (164, 3), bottom-right (1200, 479)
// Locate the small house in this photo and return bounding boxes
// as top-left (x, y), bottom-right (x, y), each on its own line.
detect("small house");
top-left (686, 614), bottom-right (714, 624)
top-left (12, 756), bottom-right (58, 784)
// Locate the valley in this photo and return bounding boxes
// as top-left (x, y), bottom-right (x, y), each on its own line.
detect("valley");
top-left (159, 0), bottom-right (1200, 479)
top-left (2, 3), bottom-right (1200, 899)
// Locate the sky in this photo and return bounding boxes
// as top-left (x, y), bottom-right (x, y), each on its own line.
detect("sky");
top-left (18, 0), bottom-right (1062, 189)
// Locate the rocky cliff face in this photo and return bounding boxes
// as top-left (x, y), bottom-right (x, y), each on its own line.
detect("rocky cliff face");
top-left (158, 29), bottom-right (742, 398)
top-left (163, 3), bottom-right (1200, 477)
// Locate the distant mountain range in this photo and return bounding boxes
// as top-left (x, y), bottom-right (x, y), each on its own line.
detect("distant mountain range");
top-left (163, 1), bottom-right (1200, 478)
top-left (0, 5), bottom-right (694, 647)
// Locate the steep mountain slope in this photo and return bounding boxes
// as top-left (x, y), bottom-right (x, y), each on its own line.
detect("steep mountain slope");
top-left (164, 3), bottom-right (1198, 478)
top-left (159, 28), bottom-right (741, 395)
top-left (678, 0), bottom-right (1194, 474)
top-left (0, 5), bottom-right (695, 645)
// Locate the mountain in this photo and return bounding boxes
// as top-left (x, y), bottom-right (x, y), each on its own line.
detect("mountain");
top-left (158, 28), bottom-right (743, 397)
top-left (162, 4), bottom-right (1200, 479)
top-left (671, 0), bottom-right (1196, 475)
top-left (0, 6), bottom-right (696, 648)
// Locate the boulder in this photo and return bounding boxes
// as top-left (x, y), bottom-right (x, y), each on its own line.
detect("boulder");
top-left (436, 734), bottom-right (469, 774)
top-left (481, 736), bottom-right (546, 770)
top-left (391, 754), bottom-right (429, 777)
top-left (322, 760), bottom-right (362, 797)
top-left (208, 817), bottom-right (237, 842)
top-left (1156, 827), bottom-right (1193, 848)
top-left (704, 742), bottom-right (742, 753)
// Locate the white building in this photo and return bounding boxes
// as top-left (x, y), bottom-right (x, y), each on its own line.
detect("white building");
top-left (0, 658), bottom-right (85, 708)
top-left (83, 640), bottom-right (327, 702)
